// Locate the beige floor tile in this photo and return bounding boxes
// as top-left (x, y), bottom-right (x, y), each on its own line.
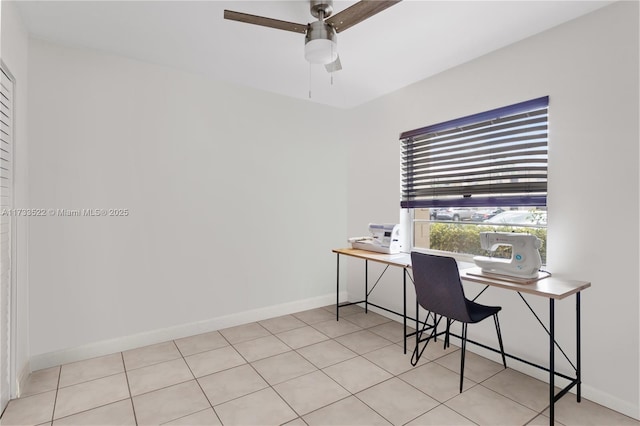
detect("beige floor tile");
top-left (273, 370), bottom-right (350, 416)
top-left (21, 366), bottom-right (60, 397)
top-left (406, 333), bottom-right (460, 361)
top-left (363, 344), bottom-right (427, 376)
top-left (198, 364), bottom-right (268, 406)
top-left (251, 351), bottom-right (317, 385)
top-left (283, 418), bottom-right (307, 426)
top-left (15, 312), bottom-right (633, 426)
top-left (296, 339), bottom-right (357, 369)
top-left (174, 331), bottom-right (228, 357)
top-left (0, 390), bottom-right (56, 426)
top-left (369, 320), bottom-right (413, 343)
top-left (303, 395), bottom-right (391, 426)
top-left (233, 335), bottom-right (290, 362)
top-left (276, 326), bottom-right (329, 349)
top-left (132, 380), bottom-right (210, 425)
top-left (526, 413), bottom-right (565, 426)
top-left (399, 362), bottom-right (476, 402)
top-left (127, 358), bottom-right (194, 396)
top-left (542, 395), bottom-right (640, 426)
top-left (259, 315), bottom-right (307, 334)
top-left (435, 350), bottom-right (505, 383)
top-left (483, 368), bottom-right (555, 412)
top-left (59, 353), bottom-right (124, 388)
top-left (219, 322), bottom-right (270, 344)
top-left (53, 399), bottom-right (135, 425)
top-left (405, 404), bottom-right (477, 426)
top-left (293, 308), bottom-right (335, 324)
top-left (335, 330), bottom-right (393, 354)
top-left (161, 408), bottom-right (221, 425)
top-left (54, 373), bottom-right (130, 419)
top-left (357, 377), bottom-right (439, 425)
top-left (342, 311), bottom-right (392, 328)
top-left (445, 385), bottom-right (537, 425)
top-left (323, 303), bottom-right (365, 316)
top-left (184, 346), bottom-right (246, 378)
top-left (214, 388), bottom-right (297, 426)
top-left (123, 341), bottom-right (181, 371)
top-left (323, 356), bottom-right (392, 394)
top-left (311, 318), bottom-right (363, 338)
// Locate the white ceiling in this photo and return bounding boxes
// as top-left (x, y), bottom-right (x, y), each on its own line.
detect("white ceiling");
top-left (15, 0), bottom-right (612, 109)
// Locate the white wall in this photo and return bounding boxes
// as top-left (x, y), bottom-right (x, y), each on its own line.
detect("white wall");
top-left (1, 0), bottom-right (30, 397)
top-left (345, 1), bottom-right (638, 419)
top-left (19, 0), bottom-right (640, 419)
top-left (26, 38), bottom-right (347, 364)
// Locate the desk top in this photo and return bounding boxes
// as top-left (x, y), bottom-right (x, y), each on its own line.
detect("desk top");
top-left (332, 248), bottom-right (412, 268)
top-left (460, 267), bottom-right (590, 300)
top-left (333, 248), bottom-right (591, 300)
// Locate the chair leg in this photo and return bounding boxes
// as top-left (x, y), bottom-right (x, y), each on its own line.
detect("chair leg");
top-left (444, 318), bottom-right (451, 349)
top-left (412, 312), bottom-right (444, 366)
top-left (460, 323), bottom-right (468, 393)
top-left (494, 314), bottom-right (507, 369)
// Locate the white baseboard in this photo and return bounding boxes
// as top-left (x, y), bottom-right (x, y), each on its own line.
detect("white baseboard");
top-left (29, 291), bottom-right (348, 372)
top-left (579, 384), bottom-right (639, 420)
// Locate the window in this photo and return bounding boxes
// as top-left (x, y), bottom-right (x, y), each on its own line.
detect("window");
top-left (400, 97), bottom-right (548, 262)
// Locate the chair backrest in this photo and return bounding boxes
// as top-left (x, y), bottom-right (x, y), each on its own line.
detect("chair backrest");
top-left (410, 252), bottom-right (472, 323)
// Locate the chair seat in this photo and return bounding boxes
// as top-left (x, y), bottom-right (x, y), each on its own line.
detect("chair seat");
top-left (466, 300), bottom-right (501, 323)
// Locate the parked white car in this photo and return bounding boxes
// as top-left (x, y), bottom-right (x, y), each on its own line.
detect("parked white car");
top-left (485, 210), bottom-right (547, 225)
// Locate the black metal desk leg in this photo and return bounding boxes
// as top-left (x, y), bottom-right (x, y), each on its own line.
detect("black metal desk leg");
top-left (415, 297), bottom-right (419, 359)
top-left (577, 291), bottom-right (582, 402)
top-left (336, 253), bottom-right (340, 321)
top-left (550, 298), bottom-right (555, 425)
top-left (365, 260), bottom-right (368, 313)
top-left (403, 268), bottom-right (407, 354)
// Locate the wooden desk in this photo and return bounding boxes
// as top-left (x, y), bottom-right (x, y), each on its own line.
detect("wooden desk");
top-left (333, 248), bottom-right (590, 425)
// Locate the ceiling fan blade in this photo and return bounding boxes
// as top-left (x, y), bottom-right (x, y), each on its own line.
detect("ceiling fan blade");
top-left (224, 10), bottom-right (307, 34)
top-left (325, 0), bottom-right (402, 33)
top-left (325, 55), bottom-right (342, 73)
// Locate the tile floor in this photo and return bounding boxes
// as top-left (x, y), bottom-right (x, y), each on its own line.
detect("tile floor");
top-left (2, 304), bottom-right (638, 426)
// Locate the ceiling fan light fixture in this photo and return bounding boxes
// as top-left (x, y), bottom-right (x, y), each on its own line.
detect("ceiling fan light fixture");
top-left (305, 38), bottom-right (338, 64)
top-left (304, 21), bottom-right (338, 64)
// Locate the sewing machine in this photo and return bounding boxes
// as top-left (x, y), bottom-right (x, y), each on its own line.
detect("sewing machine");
top-left (349, 223), bottom-right (402, 254)
top-left (473, 232), bottom-right (543, 279)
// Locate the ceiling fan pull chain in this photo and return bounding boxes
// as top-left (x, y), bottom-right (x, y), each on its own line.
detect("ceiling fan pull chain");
top-left (308, 64), bottom-right (312, 99)
top-left (330, 41), bottom-right (334, 85)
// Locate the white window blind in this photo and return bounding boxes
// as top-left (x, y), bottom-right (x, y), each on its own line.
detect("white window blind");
top-left (0, 64), bottom-right (13, 410)
top-left (401, 96), bottom-right (549, 209)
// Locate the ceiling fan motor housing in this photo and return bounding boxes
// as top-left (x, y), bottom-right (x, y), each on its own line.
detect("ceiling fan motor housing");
top-left (305, 20), bottom-right (338, 64)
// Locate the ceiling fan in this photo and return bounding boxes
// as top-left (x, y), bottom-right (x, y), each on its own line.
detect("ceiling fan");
top-left (224, 0), bottom-right (402, 72)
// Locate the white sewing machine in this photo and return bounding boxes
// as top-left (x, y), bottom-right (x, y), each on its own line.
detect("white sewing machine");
top-left (349, 223), bottom-right (402, 254)
top-left (473, 232), bottom-right (543, 279)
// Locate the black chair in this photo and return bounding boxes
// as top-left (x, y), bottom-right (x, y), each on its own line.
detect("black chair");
top-left (410, 252), bottom-right (507, 392)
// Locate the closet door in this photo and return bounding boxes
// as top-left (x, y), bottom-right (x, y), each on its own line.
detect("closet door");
top-left (0, 64), bottom-right (14, 410)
